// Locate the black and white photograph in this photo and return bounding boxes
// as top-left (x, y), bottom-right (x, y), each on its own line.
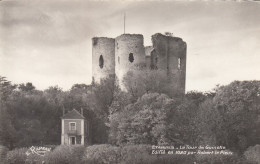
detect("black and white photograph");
top-left (0, 0), bottom-right (260, 163)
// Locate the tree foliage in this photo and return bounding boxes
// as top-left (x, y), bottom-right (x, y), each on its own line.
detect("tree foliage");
top-left (122, 69), bottom-right (176, 101)
top-left (109, 93), bottom-right (179, 145)
top-left (1, 73), bottom-right (259, 157)
top-left (195, 81), bottom-right (260, 153)
top-left (0, 76), bottom-right (117, 148)
top-left (0, 77), bottom-right (17, 149)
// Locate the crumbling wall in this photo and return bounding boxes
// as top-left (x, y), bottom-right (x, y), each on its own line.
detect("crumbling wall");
top-left (151, 33), bottom-right (187, 95)
top-left (92, 37), bottom-right (115, 83)
top-left (145, 46), bottom-right (153, 69)
top-left (91, 33), bottom-right (187, 96)
top-left (115, 34), bottom-right (145, 89)
top-left (167, 35), bottom-right (187, 95)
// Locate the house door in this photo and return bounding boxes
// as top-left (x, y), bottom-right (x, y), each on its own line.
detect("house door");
top-left (70, 137), bottom-right (76, 145)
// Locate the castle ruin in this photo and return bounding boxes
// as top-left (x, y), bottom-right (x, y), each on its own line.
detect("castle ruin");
top-left (92, 33), bottom-right (187, 95)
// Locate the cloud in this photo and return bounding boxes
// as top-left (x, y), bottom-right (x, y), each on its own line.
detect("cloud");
top-left (0, 0), bottom-right (106, 48)
top-left (0, 0), bottom-right (260, 91)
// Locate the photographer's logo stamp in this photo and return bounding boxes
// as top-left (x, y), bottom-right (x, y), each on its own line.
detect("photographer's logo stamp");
top-left (26, 146), bottom-right (51, 156)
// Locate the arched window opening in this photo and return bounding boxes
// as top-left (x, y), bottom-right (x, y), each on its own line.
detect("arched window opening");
top-left (129, 53), bottom-right (134, 63)
top-left (99, 55), bottom-right (104, 69)
top-left (178, 58), bottom-right (181, 70)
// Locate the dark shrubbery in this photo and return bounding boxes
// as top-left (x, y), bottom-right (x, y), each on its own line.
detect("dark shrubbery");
top-left (0, 145), bottom-right (8, 163)
top-left (244, 145), bottom-right (260, 164)
top-left (5, 147), bottom-right (27, 164)
top-left (1, 76), bottom-right (259, 164)
top-left (195, 153), bottom-right (249, 164)
top-left (120, 144), bottom-right (154, 164)
top-left (82, 144), bottom-right (121, 164)
top-left (1, 144), bottom-right (258, 164)
top-left (5, 147), bottom-right (45, 164)
top-left (120, 144), bottom-right (195, 164)
top-left (44, 145), bottom-right (85, 164)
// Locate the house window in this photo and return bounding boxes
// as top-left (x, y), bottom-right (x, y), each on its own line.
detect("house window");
top-left (178, 58), bottom-right (181, 69)
top-left (129, 53), bottom-right (134, 63)
top-left (99, 55), bottom-right (104, 69)
top-left (70, 122), bottom-right (76, 131)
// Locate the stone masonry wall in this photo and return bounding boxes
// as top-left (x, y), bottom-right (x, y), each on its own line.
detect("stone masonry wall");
top-left (115, 34), bottom-right (145, 89)
top-left (91, 33), bottom-right (187, 95)
top-left (151, 33), bottom-right (187, 95)
top-left (92, 37), bottom-right (115, 83)
top-left (145, 46), bottom-right (153, 69)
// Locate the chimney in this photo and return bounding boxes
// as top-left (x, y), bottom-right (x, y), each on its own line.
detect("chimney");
top-left (81, 108), bottom-right (83, 115)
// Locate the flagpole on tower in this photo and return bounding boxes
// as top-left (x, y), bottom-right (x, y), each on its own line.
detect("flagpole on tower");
top-left (124, 12), bottom-right (126, 34)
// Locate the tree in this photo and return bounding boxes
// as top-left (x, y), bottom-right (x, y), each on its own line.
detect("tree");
top-left (82, 76), bottom-right (116, 144)
top-left (71, 84), bottom-right (91, 91)
top-left (122, 69), bottom-right (176, 101)
top-left (18, 82), bottom-right (35, 92)
top-left (109, 93), bottom-right (178, 145)
top-left (0, 76), bottom-right (17, 149)
top-left (1, 79), bottom-right (64, 148)
top-left (195, 81), bottom-right (260, 153)
top-left (88, 76), bottom-right (115, 121)
top-left (0, 75), bottom-right (116, 147)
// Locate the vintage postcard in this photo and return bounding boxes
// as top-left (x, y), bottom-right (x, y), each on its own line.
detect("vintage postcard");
top-left (0, 0), bottom-right (259, 163)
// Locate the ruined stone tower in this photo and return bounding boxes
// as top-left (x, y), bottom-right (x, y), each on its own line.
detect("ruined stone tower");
top-left (92, 33), bottom-right (187, 95)
top-left (150, 33), bottom-right (187, 95)
top-left (92, 37), bottom-right (115, 83)
top-left (115, 34), bottom-right (145, 88)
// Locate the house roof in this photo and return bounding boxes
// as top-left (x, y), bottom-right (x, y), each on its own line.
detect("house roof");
top-left (61, 109), bottom-right (85, 119)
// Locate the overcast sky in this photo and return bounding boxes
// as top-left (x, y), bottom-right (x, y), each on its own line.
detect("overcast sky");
top-left (0, 0), bottom-right (259, 92)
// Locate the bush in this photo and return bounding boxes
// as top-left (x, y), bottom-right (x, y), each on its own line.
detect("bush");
top-left (4, 144), bottom-right (257, 164)
top-left (5, 146), bottom-right (54, 164)
top-left (195, 152), bottom-right (258, 164)
top-left (44, 145), bottom-right (85, 164)
top-left (156, 154), bottom-right (195, 164)
top-left (26, 153), bottom-right (44, 164)
top-left (120, 144), bottom-right (156, 164)
top-left (43, 145), bottom-right (57, 150)
top-left (0, 145), bottom-right (8, 163)
top-left (82, 144), bottom-right (194, 164)
top-left (6, 147), bottom-right (27, 164)
top-left (244, 145), bottom-right (260, 164)
top-left (121, 144), bottom-right (197, 164)
top-left (82, 144), bottom-right (121, 164)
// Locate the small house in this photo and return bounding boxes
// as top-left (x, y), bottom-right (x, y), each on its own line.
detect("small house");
top-left (61, 109), bottom-right (85, 145)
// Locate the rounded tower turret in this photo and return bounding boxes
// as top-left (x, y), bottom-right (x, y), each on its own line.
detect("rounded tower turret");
top-left (92, 37), bottom-right (115, 83)
top-left (115, 34), bottom-right (145, 89)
